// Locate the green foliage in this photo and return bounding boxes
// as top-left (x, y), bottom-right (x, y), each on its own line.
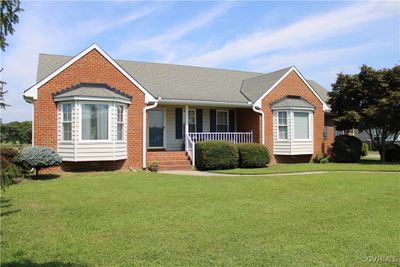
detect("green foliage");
top-left (0, 121), bottom-right (32, 144)
top-left (18, 147), bottom-right (62, 178)
top-left (149, 160), bottom-right (159, 172)
top-left (0, 0), bottom-right (23, 51)
top-left (384, 144), bottom-right (400, 162)
top-left (361, 143), bottom-right (369, 157)
top-left (312, 153), bottom-right (330, 163)
top-left (195, 141), bottom-right (238, 170)
top-left (328, 65), bottom-right (400, 161)
top-left (331, 135), bottom-right (363, 163)
top-left (0, 145), bottom-right (28, 189)
top-left (236, 143), bottom-right (270, 168)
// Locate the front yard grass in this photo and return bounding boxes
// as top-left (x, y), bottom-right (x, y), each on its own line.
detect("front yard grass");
top-left (1, 171), bottom-right (399, 266)
top-left (212, 159), bottom-right (400, 175)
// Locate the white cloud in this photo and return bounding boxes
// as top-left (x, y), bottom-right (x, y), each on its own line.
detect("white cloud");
top-left (180, 2), bottom-right (398, 67)
top-left (113, 2), bottom-right (234, 60)
top-left (0, 3), bottom-right (161, 122)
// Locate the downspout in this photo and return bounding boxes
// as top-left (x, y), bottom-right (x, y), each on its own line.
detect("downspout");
top-left (142, 98), bottom-right (159, 169)
top-left (252, 105), bottom-right (265, 145)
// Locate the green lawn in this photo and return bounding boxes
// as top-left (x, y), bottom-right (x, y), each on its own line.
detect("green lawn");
top-left (212, 159), bottom-right (400, 175)
top-left (1, 171), bottom-right (399, 266)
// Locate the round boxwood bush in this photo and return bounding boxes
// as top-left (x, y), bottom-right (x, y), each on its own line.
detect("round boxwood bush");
top-left (385, 144), bottom-right (400, 162)
top-left (236, 143), bottom-right (270, 168)
top-left (331, 135), bottom-right (362, 163)
top-left (18, 147), bottom-right (62, 178)
top-left (195, 141), bottom-right (238, 170)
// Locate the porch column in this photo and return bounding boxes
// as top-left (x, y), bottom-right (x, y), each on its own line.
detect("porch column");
top-left (185, 105), bottom-right (189, 151)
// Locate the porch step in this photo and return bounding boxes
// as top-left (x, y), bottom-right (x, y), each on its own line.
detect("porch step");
top-left (147, 151), bottom-right (193, 170)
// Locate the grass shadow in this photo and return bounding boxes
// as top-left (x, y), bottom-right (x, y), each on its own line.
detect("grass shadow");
top-left (31, 174), bottom-right (61, 180)
top-left (0, 197), bottom-right (21, 217)
top-left (1, 260), bottom-right (89, 267)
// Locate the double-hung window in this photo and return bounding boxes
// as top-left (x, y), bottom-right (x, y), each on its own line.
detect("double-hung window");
top-left (82, 104), bottom-right (109, 140)
top-left (278, 111), bottom-right (288, 140)
top-left (188, 109), bottom-right (196, 132)
top-left (216, 110), bottom-right (228, 132)
top-left (117, 105), bottom-right (124, 141)
top-left (294, 112), bottom-right (309, 139)
top-left (62, 103), bottom-right (72, 141)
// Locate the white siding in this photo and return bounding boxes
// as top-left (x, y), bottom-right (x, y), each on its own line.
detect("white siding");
top-left (273, 110), bottom-right (313, 155)
top-left (57, 101), bottom-right (128, 161)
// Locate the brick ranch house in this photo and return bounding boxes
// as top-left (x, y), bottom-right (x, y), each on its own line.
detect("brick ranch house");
top-left (23, 44), bottom-right (338, 171)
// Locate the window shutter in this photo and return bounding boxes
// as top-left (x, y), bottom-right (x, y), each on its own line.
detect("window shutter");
top-left (210, 109), bottom-right (216, 132)
top-left (229, 110), bottom-right (235, 132)
top-left (196, 109), bottom-right (203, 132)
top-left (175, 108), bottom-right (182, 139)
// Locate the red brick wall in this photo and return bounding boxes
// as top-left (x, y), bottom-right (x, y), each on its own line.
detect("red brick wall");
top-left (322, 114), bottom-right (335, 155)
top-left (237, 108), bottom-right (261, 143)
top-left (34, 49), bottom-right (145, 170)
top-left (261, 71), bottom-right (325, 164)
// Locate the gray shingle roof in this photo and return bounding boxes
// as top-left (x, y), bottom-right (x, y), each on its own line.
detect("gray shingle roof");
top-left (240, 67), bottom-right (293, 102)
top-left (307, 80), bottom-right (329, 102)
top-left (52, 83), bottom-right (132, 101)
top-left (270, 96), bottom-right (315, 109)
top-left (36, 53), bottom-right (329, 104)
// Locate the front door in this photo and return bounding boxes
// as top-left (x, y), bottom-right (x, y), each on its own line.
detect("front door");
top-left (149, 110), bottom-right (164, 148)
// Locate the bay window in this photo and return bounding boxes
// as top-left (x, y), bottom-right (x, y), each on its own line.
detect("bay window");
top-left (216, 110), bottom-right (228, 132)
top-left (278, 111), bottom-right (288, 140)
top-left (82, 104), bottom-right (109, 140)
top-left (62, 103), bottom-right (72, 141)
top-left (294, 112), bottom-right (309, 139)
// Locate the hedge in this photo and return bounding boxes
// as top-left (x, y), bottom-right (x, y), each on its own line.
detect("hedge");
top-left (236, 143), bottom-right (270, 168)
top-left (385, 144), bottom-right (400, 162)
top-left (331, 135), bottom-right (362, 163)
top-left (195, 141), bottom-right (238, 170)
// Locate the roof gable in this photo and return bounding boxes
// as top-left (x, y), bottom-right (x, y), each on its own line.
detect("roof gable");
top-left (23, 44), bottom-right (155, 103)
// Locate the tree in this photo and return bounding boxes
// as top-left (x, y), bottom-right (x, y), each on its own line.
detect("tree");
top-left (328, 65), bottom-right (400, 161)
top-left (0, 121), bottom-right (32, 144)
top-left (17, 147), bottom-right (62, 178)
top-left (1, 0), bottom-right (23, 51)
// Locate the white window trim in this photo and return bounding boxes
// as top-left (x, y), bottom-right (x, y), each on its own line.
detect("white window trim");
top-left (277, 111), bottom-right (288, 141)
top-left (216, 110), bottom-right (229, 132)
top-left (293, 111), bottom-right (312, 141)
top-left (79, 101), bottom-right (112, 143)
top-left (116, 104), bottom-right (125, 141)
top-left (61, 102), bottom-right (73, 142)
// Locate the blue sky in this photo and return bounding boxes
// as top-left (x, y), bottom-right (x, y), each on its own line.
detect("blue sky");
top-left (1, 1), bottom-right (399, 122)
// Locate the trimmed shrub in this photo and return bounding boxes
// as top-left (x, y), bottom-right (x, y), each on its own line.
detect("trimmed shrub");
top-left (18, 147), bottom-right (62, 178)
top-left (361, 143), bottom-right (369, 157)
top-left (195, 141), bottom-right (238, 170)
top-left (312, 153), bottom-right (329, 163)
top-left (236, 143), bottom-right (270, 168)
top-left (331, 135), bottom-right (363, 163)
top-left (385, 144), bottom-right (400, 162)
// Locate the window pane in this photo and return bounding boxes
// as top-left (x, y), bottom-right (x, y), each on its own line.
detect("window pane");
top-left (217, 111), bottom-right (227, 125)
top-left (217, 125), bottom-right (228, 132)
top-left (294, 112), bottom-right (309, 139)
top-left (117, 123), bottom-right (123, 140)
top-left (279, 126), bottom-right (288, 139)
top-left (278, 112), bottom-right (287, 125)
top-left (63, 122), bottom-right (72, 141)
top-left (189, 124), bottom-right (196, 132)
top-left (117, 106), bottom-right (123, 122)
top-left (63, 104), bottom-right (71, 122)
top-left (82, 104), bottom-right (108, 140)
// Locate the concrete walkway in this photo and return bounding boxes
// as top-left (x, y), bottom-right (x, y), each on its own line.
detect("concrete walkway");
top-left (159, 170), bottom-right (400, 177)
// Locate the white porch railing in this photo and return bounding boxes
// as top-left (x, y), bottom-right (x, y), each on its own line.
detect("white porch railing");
top-left (185, 131), bottom-right (253, 166)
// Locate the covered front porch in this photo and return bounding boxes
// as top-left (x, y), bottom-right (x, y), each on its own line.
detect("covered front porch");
top-left (147, 104), bottom-right (260, 166)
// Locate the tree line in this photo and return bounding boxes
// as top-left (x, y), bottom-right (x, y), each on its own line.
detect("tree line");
top-left (0, 121), bottom-right (32, 144)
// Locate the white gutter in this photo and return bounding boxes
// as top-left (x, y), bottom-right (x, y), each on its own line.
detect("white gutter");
top-left (252, 105), bottom-right (265, 145)
top-left (158, 99), bottom-right (252, 108)
top-left (142, 98), bottom-right (159, 169)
